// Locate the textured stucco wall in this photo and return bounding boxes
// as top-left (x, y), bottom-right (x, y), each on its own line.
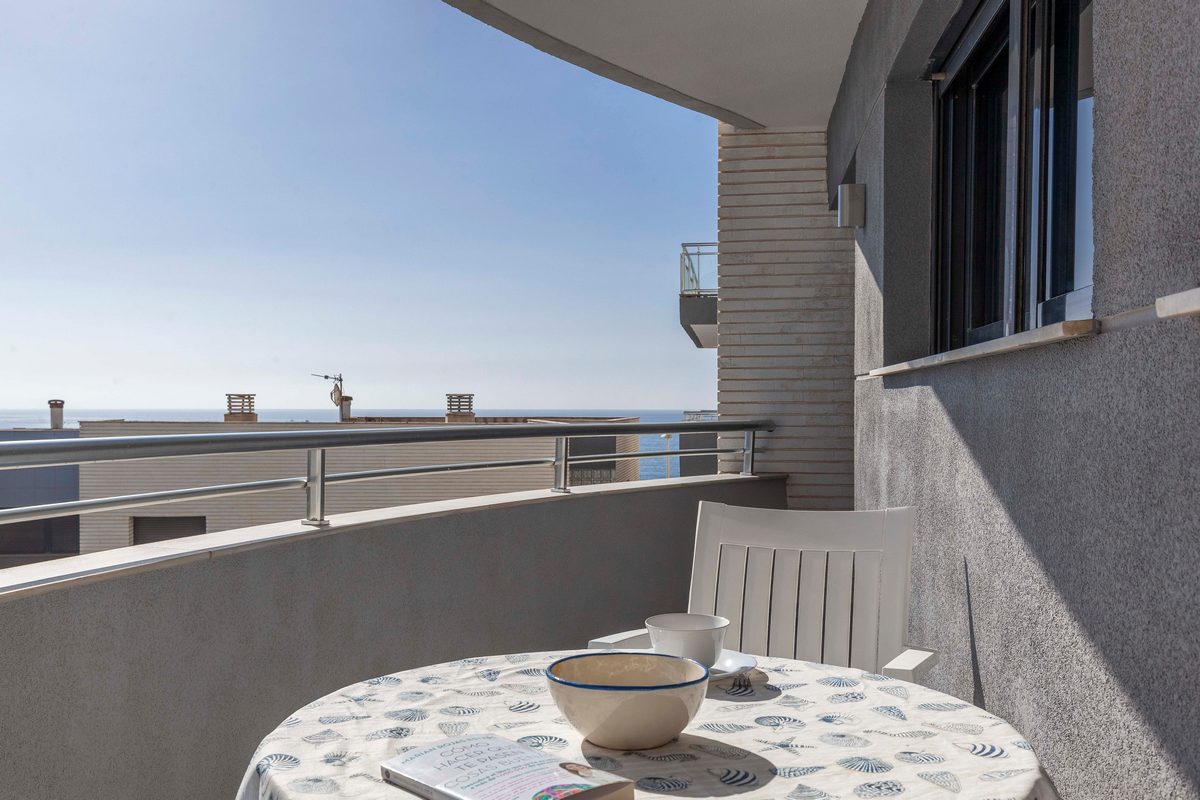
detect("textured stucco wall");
top-left (1091, 0), bottom-right (1200, 313)
top-left (852, 81), bottom-right (933, 376)
top-left (0, 476), bottom-right (786, 800)
top-left (857, 324), bottom-right (1200, 797)
top-left (826, 0), bottom-right (957, 201)
top-left (839, 0), bottom-right (1200, 797)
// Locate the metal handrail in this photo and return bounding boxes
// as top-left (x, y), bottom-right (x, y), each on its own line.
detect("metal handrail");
top-left (0, 419), bottom-right (772, 527)
top-left (680, 242), bottom-right (718, 297)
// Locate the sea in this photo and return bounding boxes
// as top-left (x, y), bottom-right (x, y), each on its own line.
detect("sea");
top-left (0, 408), bottom-right (698, 480)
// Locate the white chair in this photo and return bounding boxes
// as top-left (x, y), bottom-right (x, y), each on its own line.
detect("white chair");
top-left (590, 502), bottom-right (938, 682)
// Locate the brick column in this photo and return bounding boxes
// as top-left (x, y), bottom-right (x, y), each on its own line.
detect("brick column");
top-left (716, 124), bottom-right (855, 509)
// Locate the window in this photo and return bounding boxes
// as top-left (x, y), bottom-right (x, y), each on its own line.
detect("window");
top-left (1022, 0), bottom-right (1094, 325)
top-left (932, 0), bottom-right (1094, 352)
top-left (0, 517), bottom-right (79, 554)
top-left (131, 516), bottom-right (206, 544)
top-left (935, 14), bottom-right (1011, 351)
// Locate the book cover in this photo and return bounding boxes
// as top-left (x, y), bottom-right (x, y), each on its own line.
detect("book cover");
top-left (380, 735), bottom-right (632, 800)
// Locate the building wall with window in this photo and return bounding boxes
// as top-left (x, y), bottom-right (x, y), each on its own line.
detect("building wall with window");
top-left (833, 1), bottom-right (1199, 797)
top-left (77, 421), bottom-right (638, 553)
top-left (0, 429), bottom-right (80, 567)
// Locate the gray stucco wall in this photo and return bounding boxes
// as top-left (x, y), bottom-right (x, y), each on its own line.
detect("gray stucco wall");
top-left (826, 0), bottom-right (958, 202)
top-left (852, 80), bottom-right (932, 375)
top-left (1091, 0), bottom-right (1200, 313)
top-left (857, 323), bottom-right (1200, 797)
top-left (836, 0), bottom-right (1200, 797)
top-left (0, 476), bottom-right (785, 800)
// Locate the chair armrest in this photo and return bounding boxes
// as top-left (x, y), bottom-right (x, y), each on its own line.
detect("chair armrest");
top-left (881, 646), bottom-right (939, 683)
top-left (588, 628), bottom-right (651, 649)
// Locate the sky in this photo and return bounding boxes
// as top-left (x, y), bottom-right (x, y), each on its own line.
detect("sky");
top-left (0, 0), bottom-right (718, 410)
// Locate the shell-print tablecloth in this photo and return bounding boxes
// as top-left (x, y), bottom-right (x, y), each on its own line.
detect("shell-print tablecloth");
top-left (237, 651), bottom-right (1044, 800)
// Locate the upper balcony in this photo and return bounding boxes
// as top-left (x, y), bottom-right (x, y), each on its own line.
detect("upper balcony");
top-left (679, 242), bottom-right (718, 348)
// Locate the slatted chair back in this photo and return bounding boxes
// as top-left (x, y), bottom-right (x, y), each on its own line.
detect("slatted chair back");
top-left (688, 502), bottom-right (915, 673)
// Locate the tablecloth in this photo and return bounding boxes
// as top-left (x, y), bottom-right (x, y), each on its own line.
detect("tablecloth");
top-left (237, 650), bottom-right (1044, 799)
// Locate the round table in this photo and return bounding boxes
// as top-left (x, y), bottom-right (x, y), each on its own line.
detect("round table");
top-left (237, 651), bottom-right (1044, 799)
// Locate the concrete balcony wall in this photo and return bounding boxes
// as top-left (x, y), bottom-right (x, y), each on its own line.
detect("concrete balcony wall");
top-left (0, 474), bottom-right (785, 800)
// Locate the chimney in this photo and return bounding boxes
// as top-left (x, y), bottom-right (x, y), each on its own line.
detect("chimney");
top-left (48, 399), bottom-right (64, 430)
top-left (445, 393), bottom-right (475, 423)
top-left (339, 395), bottom-right (353, 422)
top-left (224, 393), bottom-right (258, 422)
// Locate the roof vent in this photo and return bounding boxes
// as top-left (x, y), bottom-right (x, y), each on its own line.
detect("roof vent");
top-left (225, 393), bottom-right (258, 422)
top-left (48, 399), bottom-right (65, 430)
top-left (445, 393), bottom-right (475, 423)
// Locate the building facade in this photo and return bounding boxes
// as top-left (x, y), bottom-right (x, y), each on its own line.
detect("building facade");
top-left (835, 4), bottom-right (1197, 796)
top-left (446, 2), bottom-right (1199, 796)
top-left (78, 401), bottom-right (639, 552)
top-left (0, 428), bottom-right (80, 567)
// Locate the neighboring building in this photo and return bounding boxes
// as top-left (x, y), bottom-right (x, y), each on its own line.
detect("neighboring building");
top-left (443, 3), bottom-right (1200, 797)
top-left (0, 402), bottom-right (80, 568)
top-left (77, 393), bottom-right (638, 552)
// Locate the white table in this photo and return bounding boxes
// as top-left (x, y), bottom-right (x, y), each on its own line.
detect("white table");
top-left (238, 650), bottom-right (1046, 799)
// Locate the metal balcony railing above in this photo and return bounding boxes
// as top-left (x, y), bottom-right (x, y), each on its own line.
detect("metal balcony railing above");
top-left (0, 419), bottom-right (773, 528)
top-left (680, 242), bottom-right (718, 296)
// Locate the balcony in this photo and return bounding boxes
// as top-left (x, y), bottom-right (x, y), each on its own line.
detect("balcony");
top-left (0, 420), bottom-right (779, 798)
top-left (679, 242), bottom-right (718, 348)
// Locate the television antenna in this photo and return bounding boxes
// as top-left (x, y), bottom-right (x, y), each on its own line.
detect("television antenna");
top-left (311, 373), bottom-right (344, 407)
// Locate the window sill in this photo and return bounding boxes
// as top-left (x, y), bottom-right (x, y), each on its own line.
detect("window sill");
top-left (1156, 286), bottom-right (1200, 319)
top-left (866, 319), bottom-right (1099, 378)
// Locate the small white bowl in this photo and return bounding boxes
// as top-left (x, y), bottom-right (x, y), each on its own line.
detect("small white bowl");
top-left (545, 652), bottom-right (709, 750)
top-left (645, 612), bottom-right (730, 668)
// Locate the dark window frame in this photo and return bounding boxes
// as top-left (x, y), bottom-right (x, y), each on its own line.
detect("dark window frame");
top-left (931, 0), bottom-right (1094, 354)
top-left (934, 12), bottom-right (1012, 352)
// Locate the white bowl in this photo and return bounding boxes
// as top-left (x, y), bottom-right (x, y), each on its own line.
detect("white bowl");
top-left (545, 652), bottom-right (709, 750)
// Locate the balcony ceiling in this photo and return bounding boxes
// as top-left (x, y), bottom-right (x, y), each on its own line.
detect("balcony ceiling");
top-left (442, 0), bottom-right (869, 129)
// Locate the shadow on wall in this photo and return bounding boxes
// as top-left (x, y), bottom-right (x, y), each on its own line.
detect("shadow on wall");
top-left (869, 320), bottom-right (1200, 797)
top-left (962, 559), bottom-right (985, 709)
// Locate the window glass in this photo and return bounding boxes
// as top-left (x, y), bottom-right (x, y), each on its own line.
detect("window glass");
top-left (969, 43), bottom-right (1010, 338)
top-left (1073, 0), bottom-right (1094, 291)
top-left (1035, 0), bottom-right (1093, 316)
top-left (933, 0), bottom-right (1093, 352)
top-left (934, 13), bottom-right (1010, 352)
top-left (0, 520), bottom-right (48, 554)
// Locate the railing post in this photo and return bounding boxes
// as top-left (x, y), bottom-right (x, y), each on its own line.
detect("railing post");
top-left (552, 437), bottom-right (570, 493)
top-left (302, 448), bottom-right (329, 526)
top-left (741, 430), bottom-right (756, 476)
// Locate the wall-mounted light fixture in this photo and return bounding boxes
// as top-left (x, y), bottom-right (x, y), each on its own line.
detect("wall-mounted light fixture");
top-left (837, 183), bottom-right (865, 229)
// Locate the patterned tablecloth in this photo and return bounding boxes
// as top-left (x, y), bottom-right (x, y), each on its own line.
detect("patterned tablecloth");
top-left (237, 651), bottom-right (1044, 800)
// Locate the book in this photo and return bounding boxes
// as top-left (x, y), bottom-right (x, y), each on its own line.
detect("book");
top-left (380, 735), bottom-right (633, 800)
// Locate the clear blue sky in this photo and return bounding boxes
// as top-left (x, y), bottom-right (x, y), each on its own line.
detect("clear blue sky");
top-left (0, 0), bottom-right (717, 410)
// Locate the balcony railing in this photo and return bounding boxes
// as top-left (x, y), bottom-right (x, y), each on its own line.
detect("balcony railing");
top-left (680, 242), bottom-right (718, 296)
top-left (0, 419), bottom-right (772, 529)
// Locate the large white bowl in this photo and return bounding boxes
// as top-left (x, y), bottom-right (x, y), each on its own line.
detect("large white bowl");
top-left (545, 652), bottom-right (709, 750)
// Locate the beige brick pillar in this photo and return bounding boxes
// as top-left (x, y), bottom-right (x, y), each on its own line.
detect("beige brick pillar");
top-left (716, 124), bottom-right (855, 509)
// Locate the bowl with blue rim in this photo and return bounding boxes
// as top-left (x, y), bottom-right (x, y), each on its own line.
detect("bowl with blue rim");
top-left (545, 651), bottom-right (709, 750)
